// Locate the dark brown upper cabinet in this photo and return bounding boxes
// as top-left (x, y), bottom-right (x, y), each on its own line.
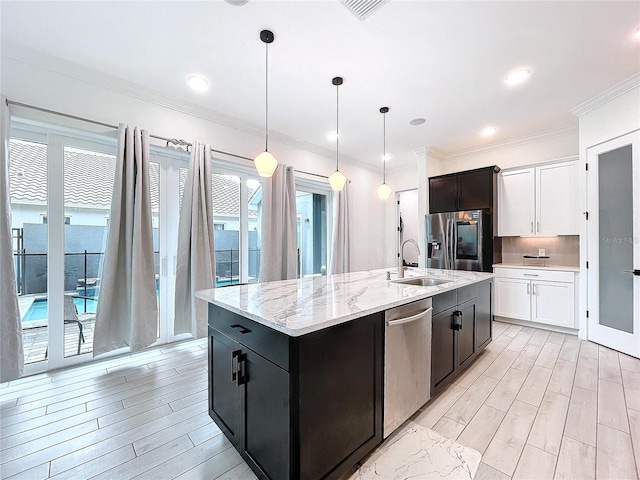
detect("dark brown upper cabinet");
top-left (429, 165), bottom-right (500, 213)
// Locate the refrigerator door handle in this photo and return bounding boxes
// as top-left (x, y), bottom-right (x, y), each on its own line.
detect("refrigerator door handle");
top-left (450, 216), bottom-right (456, 270)
top-left (444, 218), bottom-right (450, 269)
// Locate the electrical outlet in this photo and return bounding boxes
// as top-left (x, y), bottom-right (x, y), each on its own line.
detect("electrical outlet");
top-left (538, 248), bottom-right (545, 256)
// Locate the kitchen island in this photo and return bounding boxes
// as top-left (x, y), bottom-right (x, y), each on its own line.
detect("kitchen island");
top-left (196, 268), bottom-right (493, 480)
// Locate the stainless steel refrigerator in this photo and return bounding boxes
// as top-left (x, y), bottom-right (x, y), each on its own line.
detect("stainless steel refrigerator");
top-left (425, 209), bottom-right (497, 272)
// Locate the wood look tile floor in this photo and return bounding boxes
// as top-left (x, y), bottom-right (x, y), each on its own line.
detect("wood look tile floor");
top-left (415, 322), bottom-right (640, 480)
top-left (1, 322), bottom-right (639, 479)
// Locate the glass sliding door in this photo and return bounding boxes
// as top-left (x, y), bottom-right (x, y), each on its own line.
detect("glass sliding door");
top-left (9, 138), bottom-right (49, 364)
top-left (247, 179), bottom-right (261, 283)
top-left (212, 174), bottom-right (241, 286)
top-left (296, 189), bottom-right (328, 278)
top-left (63, 145), bottom-right (116, 357)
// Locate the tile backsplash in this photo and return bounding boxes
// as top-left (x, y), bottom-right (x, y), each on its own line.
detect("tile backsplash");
top-left (500, 235), bottom-right (580, 267)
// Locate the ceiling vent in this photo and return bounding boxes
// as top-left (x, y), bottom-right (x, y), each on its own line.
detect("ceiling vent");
top-left (340, 0), bottom-right (389, 21)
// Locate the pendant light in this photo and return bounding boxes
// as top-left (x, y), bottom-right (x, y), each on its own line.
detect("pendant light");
top-left (254, 29), bottom-right (278, 177)
top-left (328, 76), bottom-right (347, 191)
top-left (376, 106), bottom-right (392, 200)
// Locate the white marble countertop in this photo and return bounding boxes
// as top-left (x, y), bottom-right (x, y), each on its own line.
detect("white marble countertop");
top-left (493, 263), bottom-right (580, 272)
top-left (196, 268), bottom-right (494, 337)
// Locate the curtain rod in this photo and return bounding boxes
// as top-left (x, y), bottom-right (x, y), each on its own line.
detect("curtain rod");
top-left (5, 98), bottom-right (329, 179)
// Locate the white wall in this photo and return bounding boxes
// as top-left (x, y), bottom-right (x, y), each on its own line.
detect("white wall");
top-left (1, 53), bottom-right (388, 272)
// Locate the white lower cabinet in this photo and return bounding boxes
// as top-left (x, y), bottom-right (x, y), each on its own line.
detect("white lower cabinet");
top-left (494, 267), bottom-right (578, 329)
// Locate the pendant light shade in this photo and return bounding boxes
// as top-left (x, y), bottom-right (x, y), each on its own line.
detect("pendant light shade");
top-left (254, 151), bottom-right (278, 177)
top-left (376, 106), bottom-right (392, 200)
top-left (330, 76), bottom-right (346, 191)
top-left (329, 170), bottom-right (347, 191)
top-left (254, 29), bottom-right (278, 178)
top-left (376, 182), bottom-right (392, 200)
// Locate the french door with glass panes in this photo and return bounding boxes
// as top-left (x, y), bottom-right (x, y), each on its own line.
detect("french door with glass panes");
top-left (10, 122), bottom-right (185, 373)
top-left (586, 130), bottom-right (640, 358)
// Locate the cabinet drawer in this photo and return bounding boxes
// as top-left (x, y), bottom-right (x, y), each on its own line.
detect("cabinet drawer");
top-left (432, 290), bottom-right (458, 315)
top-left (208, 304), bottom-right (290, 371)
top-left (457, 283), bottom-right (478, 304)
top-left (493, 268), bottom-right (575, 283)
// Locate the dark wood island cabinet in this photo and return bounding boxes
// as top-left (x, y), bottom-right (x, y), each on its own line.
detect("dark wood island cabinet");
top-left (208, 305), bottom-right (383, 480)
top-left (431, 279), bottom-right (493, 395)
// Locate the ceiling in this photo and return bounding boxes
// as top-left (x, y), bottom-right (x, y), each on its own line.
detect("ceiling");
top-left (1, 1), bottom-right (639, 170)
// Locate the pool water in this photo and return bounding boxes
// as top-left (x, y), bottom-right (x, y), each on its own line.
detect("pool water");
top-left (23, 280), bottom-right (237, 323)
top-left (23, 297), bottom-right (98, 322)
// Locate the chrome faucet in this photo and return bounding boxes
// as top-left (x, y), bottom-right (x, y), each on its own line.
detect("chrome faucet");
top-left (398, 239), bottom-right (420, 278)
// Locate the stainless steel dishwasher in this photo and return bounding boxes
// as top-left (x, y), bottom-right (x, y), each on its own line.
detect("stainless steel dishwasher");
top-left (384, 297), bottom-right (432, 438)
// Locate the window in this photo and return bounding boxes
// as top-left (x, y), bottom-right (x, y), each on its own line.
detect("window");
top-left (214, 223), bottom-right (225, 231)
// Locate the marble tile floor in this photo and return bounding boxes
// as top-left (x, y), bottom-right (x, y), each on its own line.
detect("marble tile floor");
top-left (349, 421), bottom-right (481, 480)
top-left (2, 322), bottom-right (639, 479)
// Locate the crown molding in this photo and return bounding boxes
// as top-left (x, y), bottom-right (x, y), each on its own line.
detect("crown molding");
top-left (411, 146), bottom-right (444, 161)
top-left (1, 43), bottom-right (375, 172)
top-left (443, 125), bottom-right (577, 160)
top-left (571, 73), bottom-right (640, 117)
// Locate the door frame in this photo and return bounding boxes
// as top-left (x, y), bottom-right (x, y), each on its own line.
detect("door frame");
top-left (586, 129), bottom-right (640, 357)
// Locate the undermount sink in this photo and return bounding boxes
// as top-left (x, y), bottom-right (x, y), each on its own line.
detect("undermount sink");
top-left (392, 277), bottom-right (452, 287)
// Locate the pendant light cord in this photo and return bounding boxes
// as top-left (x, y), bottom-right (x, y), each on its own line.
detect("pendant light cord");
top-left (383, 110), bottom-right (386, 184)
top-left (265, 41), bottom-right (269, 152)
top-left (336, 82), bottom-right (339, 171)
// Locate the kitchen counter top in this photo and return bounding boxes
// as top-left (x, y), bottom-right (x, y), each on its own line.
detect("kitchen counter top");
top-left (196, 268), bottom-right (493, 337)
top-left (493, 263), bottom-right (580, 272)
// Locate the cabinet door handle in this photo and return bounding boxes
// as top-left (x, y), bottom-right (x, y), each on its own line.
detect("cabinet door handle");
top-left (537, 221), bottom-right (540, 232)
top-left (451, 310), bottom-right (463, 331)
top-left (523, 274), bottom-right (539, 277)
top-left (231, 349), bottom-right (241, 383)
top-left (527, 283), bottom-right (530, 295)
top-left (533, 284), bottom-right (537, 295)
top-left (230, 324), bottom-right (252, 334)
top-left (531, 222), bottom-right (534, 233)
top-left (237, 354), bottom-right (247, 386)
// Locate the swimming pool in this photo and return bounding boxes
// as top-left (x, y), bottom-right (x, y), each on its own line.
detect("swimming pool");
top-left (22, 297), bottom-right (98, 322)
top-left (22, 279), bottom-right (238, 323)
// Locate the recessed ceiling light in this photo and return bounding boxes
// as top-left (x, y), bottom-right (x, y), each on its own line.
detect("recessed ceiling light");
top-left (382, 153), bottom-right (392, 162)
top-left (224, 0), bottom-right (249, 5)
top-left (409, 118), bottom-right (426, 126)
top-left (480, 127), bottom-right (497, 137)
top-left (504, 68), bottom-right (532, 86)
top-left (326, 131), bottom-right (339, 142)
top-left (186, 74), bottom-right (209, 92)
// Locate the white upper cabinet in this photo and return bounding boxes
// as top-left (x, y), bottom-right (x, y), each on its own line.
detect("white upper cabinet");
top-left (536, 161), bottom-right (579, 235)
top-left (498, 159), bottom-right (579, 236)
top-left (498, 168), bottom-right (535, 236)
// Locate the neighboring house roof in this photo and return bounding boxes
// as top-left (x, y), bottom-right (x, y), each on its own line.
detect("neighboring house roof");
top-left (9, 139), bottom-right (258, 218)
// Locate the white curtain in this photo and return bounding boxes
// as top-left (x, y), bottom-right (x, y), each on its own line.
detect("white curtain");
top-left (0, 96), bottom-right (24, 382)
top-left (259, 164), bottom-right (297, 282)
top-left (329, 181), bottom-right (350, 275)
top-left (174, 142), bottom-right (215, 339)
top-left (93, 125), bottom-right (158, 356)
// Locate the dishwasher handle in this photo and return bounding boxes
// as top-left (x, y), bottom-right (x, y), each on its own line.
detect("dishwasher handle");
top-left (386, 307), bottom-right (433, 327)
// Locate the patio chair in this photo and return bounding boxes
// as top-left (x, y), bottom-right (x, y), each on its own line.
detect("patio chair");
top-left (64, 295), bottom-right (86, 355)
top-left (45, 296), bottom-right (86, 358)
